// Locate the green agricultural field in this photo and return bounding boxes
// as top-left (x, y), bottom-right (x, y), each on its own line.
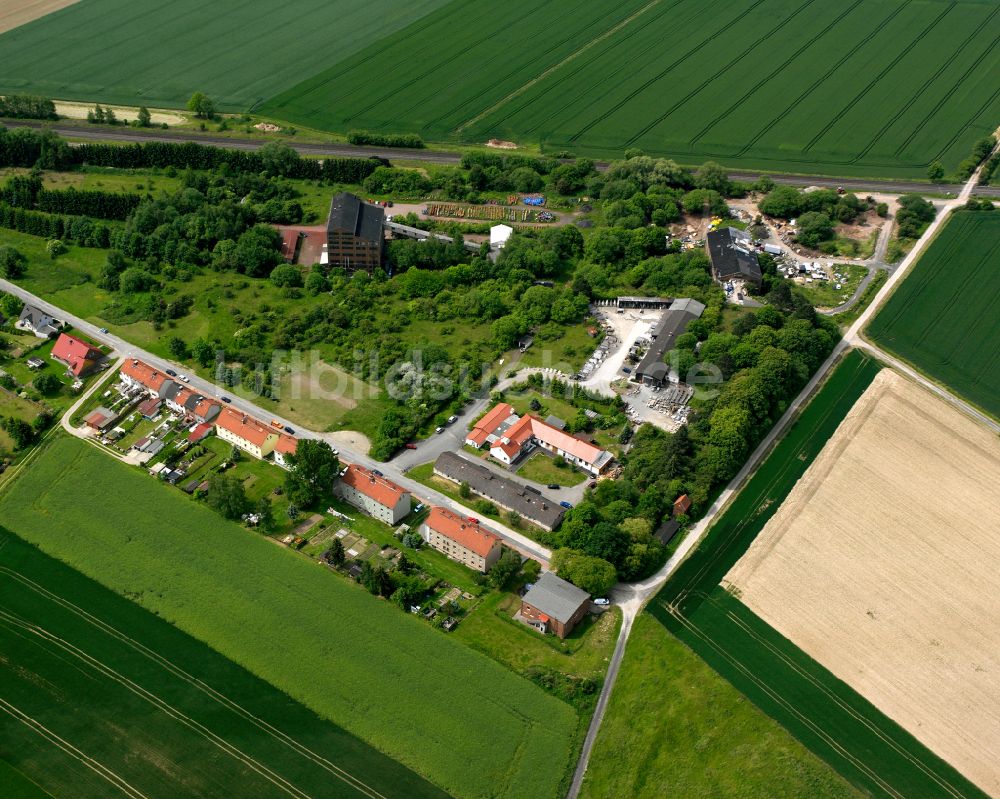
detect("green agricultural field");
top-left (0, 531), bottom-right (446, 799)
top-left (867, 211), bottom-right (1000, 419)
top-left (0, 435), bottom-right (580, 799)
top-left (262, 0), bottom-right (1000, 178)
top-left (579, 614), bottom-right (862, 799)
top-left (647, 349), bottom-right (988, 798)
top-left (0, 0), bottom-right (452, 111)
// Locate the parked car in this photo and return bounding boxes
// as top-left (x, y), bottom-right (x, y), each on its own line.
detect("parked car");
top-left (165, 369), bottom-right (177, 377)
top-left (284, 427), bottom-right (295, 435)
top-left (447, 415), bottom-right (458, 424)
top-left (372, 469), bottom-right (383, 477)
top-left (547, 483), bottom-right (560, 490)
top-left (98, 327), bottom-right (108, 334)
top-left (404, 442), bottom-right (418, 450)
top-left (467, 516), bottom-right (479, 524)
top-left (594, 597), bottom-right (611, 606)
top-left (270, 420), bottom-right (283, 429)
top-left (621, 367), bottom-right (631, 374)
top-left (178, 374), bottom-right (190, 382)
top-left (559, 501), bottom-right (573, 509)
top-left (221, 396), bottom-right (232, 403)
top-left (435, 426), bottom-right (444, 434)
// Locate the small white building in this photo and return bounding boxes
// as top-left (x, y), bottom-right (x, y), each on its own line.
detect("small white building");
top-left (490, 224), bottom-right (513, 249)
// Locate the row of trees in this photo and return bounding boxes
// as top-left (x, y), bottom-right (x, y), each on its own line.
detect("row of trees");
top-left (0, 94), bottom-right (57, 120)
top-left (1, 173), bottom-right (141, 220)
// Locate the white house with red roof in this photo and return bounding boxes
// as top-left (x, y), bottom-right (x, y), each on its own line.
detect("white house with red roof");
top-left (272, 435), bottom-right (298, 469)
top-left (334, 463), bottom-right (411, 524)
top-left (420, 506), bottom-right (502, 572)
top-left (120, 359), bottom-right (174, 397)
top-left (51, 333), bottom-right (103, 377)
top-left (489, 414), bottom-right (614, 476)
top-left (465, 402), bottom-right (518, 449)
top-left (215, 407), bottom-right (280, 460)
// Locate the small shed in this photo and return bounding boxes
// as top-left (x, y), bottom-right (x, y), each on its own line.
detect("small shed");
top-left (673, 494), bottom-right (692, 517)
top-left (84, 406), bottom-right (116, 431)
top-left (490, 224), bottom-right (513, 249)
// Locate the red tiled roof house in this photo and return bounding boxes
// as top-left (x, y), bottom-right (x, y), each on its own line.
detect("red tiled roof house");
top-left (334, 463), bottom-right (411, 525)
top-left (420, 506), bottom-right (502, 573)
top-left (51, 333), bottom-right (102, 377)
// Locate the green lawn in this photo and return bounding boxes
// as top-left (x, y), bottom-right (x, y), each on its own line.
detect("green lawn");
top-left (867, 211), bottom-right (1000, 419)
top-left (516, 450), bottom-right (587, 487)
top-left (579, 614), bottom-right (864, 799)
top-left (648, 349), bottom-right (988, 799)
top-left (0, 434), bottom-right (579, 799)
top-left (0, 531), bottom-right (445, 799)
top-left (0, 387), bottom-right (45, 458)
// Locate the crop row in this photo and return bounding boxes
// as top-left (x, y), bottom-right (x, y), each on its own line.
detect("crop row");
top-left (0, 436), bottom-right (578, 799)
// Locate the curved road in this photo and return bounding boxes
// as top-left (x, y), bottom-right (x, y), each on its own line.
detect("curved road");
top-left (6, 119), bottom-right (999, 197)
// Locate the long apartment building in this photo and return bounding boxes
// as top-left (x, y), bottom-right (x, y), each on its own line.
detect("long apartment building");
top-left (420, 506), bottom-right (502, 573)
top-left (334, 463), bottom-right (411, 525)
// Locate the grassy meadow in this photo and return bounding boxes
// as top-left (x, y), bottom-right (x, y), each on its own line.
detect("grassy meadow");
top-left (579, 614), bottom-right (863, 799)
top-left (867, 211), bottom-right (1000, 419)
top-left (0, 434), bottom-right (580, 799)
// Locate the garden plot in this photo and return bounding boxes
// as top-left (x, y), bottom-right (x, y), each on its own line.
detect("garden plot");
top-left (725, 369), bottom-right (1000, 797)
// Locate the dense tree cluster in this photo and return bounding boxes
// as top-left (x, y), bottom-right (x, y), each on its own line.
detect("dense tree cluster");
top-left (895, 194), bottom-right (936, 239)
top-left (0, 94), bottom-right (57, 120)
top-left (0, 173), bottom-right (141, 220)
top-left (956, 136), bottom-right (997, 180)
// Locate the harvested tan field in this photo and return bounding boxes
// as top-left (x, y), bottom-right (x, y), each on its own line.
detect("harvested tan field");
top-left (0, 0), bottom-right (80, 34)
top-left (725, 369), bottom-right (1000, 798)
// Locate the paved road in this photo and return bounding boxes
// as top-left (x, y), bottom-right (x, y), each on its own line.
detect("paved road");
top-left (565, 143), bottom-right (1000, 798)
top-left (7, 119), bottom-right (1000, 197)
top-left (0, 278), bottom-right (552, 565)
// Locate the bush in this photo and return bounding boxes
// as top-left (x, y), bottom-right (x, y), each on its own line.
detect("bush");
top-left (348, 131), bottom-right (424, 148)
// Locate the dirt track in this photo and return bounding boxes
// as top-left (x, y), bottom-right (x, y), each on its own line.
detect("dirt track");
top-left (725, 370), bottom-right (1000, 798)
top-left (0, 0), bottom-right (79, 34)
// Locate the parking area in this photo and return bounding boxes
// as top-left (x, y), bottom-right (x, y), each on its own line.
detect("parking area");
top-left (579, 306), bottom-right (662, 392)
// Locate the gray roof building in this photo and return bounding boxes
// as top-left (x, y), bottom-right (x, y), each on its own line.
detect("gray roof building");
top-left (521, 572), bottom-right (592, 637)
top-left (328, 192), bottom-right (385, 243)
top-left (634, 298), bottom-right (706, 385)
top-left (17, 304), bottom-right (62, 338)
top-left (433, 451), bottom-right (565, 531)
top-left (707, 226), bottom-right (762, 286)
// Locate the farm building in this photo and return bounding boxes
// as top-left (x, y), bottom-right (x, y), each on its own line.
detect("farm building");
top-left (51, 333), bottom-right (103, 377)
top-left (489, 414), bottom-right (614, 476)
top-left (633, 298), bottom-right (706, 386)
top-left (520, 572), bottom-right (591, 638)
top-left (433, 451), bottom-right (565, 531)
top-left (420, 507), bottom-right (502, 573)
top-left (707, 226), bottom-right (762, 287)
top-left (326, 192), bottom-right (384, 273)
top-left (16, 304), bottom-right (62, 338)
top-left (334, 463), bottom-right (411, 525)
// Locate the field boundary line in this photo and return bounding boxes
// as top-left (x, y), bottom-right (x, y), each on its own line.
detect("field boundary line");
top-left (0, 565), bottom-right (390, 799)
top-left (0, 608), bottom-right (324, 799)
top-left (566, 0), bottom-right (769, 143)
top-left (802, 2), bottom-right (955, 154)
top-left (454, 0), bottom-right (662, 134)
top-left (482, 0), bottom-right (688, 136)
top-left (660, 604), bottom-right (906, 799)
top-left (625, 0), bottom-right (836, 147)
top-left (0, 697), bottom-right (149, 799)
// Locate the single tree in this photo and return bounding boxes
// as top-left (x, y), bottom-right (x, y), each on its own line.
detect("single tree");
top-left (206, 474), bottom-right (249, 520)
top-left (0, 246), bottom-right (27, 279)
top-left (32, 372), bottom-right (61, 395)
top-left (186, 92), bottom-right (215, 119)
top-left (167, 336), bottom-right (188, 359)
top-left (285, 439), bottom-right (339, 506)
top-left (136, 106), bottom-right (152, 127)
top-left (459, 481), bottom-right (471, 499)
top-left (328, 538), bottom-right (346, 567)
top-left (927, 160), bottom-right (945, 183)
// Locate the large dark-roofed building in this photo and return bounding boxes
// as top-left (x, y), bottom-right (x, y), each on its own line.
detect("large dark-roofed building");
top-left (433, 451), bottom-right (565, 531)
top-left (707, 226), bottom-right (762, 287)
top-left (326, 192), bottom-right (385, 273)
top-left (634, 298), bottom-right (706, 386)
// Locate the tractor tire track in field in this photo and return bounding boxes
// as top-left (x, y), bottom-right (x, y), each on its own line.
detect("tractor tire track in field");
top-left (566, 0), bottom-right (770, 143)
top-left (0, 609), bottom-right (320, 799)
top-left (659, 602), bottom-right (907, 799)
top-left (0, 697), bottom-right (150, 799)
top-left (889, 7), bottom-right (1000, 159)
top-left (350, 4), bottom-right (553, 121)
top-left (730, 2), bottom-right (906, 158)
top-left (479, 0), bottom-right (691, 137)
top-left (414, 4), bottom-right (629, 133)
top-left (0, 566), bottom-right (390, 799)
top-left (621, 0), bottom-right (827, 148)
top-left (802, 2), bottom-right (956, 155)
top-left (453, 0), bottom-right (662, 135)
top-left (854, 9), bottom-right (1000, 164)
top-left (679, 0), bottom-right (863, 149)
